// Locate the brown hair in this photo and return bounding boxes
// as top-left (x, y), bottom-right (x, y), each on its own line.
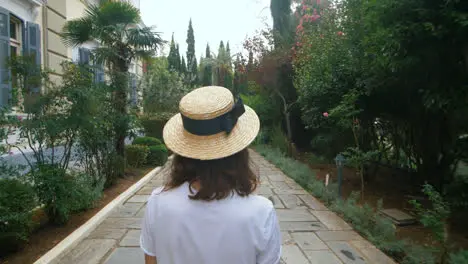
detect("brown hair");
top-left (164, 149), bottom-right (258, 201)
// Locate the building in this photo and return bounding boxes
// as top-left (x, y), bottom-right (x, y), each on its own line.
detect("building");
top-left (0, 0), bottom-right (144, 108)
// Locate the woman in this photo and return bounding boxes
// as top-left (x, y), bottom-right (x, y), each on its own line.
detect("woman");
top-left (140, 86), bottom-right (281, 264)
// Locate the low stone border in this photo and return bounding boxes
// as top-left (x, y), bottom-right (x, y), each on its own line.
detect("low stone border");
top-left (34, 166), bottom-right (163, 264)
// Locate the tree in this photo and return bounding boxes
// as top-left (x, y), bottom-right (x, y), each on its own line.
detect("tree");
top-left (214, 41), bottom-right (232, 88)
top-left (62, 0), bottom-right (164, 176)
top-left (233, 54), bottom-right (247, 95)
top-left (202, 44), bottom-right (213, 86)
top-left (226, 41), bottom-right (232, 71)
top-left (142, 57), bottom-right (187, 113)
top-left (167, 34), bottom-right (178, 71)
top-left (175, 44), bottom-right (181, 73)
top-left (186, 19), bottom-right (197, 87)
top-left (181, 56), bottom-right (187, 75)
top-left (270, 0), bottom-right (293, 47)
top-left (247, 50), bottom-right (254, 74)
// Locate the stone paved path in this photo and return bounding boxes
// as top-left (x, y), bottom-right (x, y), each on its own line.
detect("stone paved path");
top-left (57, 150), bottom-right (396, 264)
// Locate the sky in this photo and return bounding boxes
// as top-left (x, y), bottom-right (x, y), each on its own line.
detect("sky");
top-left (140, 0), bottom-right (272, 59)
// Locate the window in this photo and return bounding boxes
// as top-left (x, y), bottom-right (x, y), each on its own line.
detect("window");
top-left (9, 16), bottom-right (22, 56)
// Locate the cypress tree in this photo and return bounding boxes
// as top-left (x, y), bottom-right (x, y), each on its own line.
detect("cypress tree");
top-left (181, 56), bottom-right (187, 75)
top-left (186, 19), bottom-right (197, 86)
top-left (202, 44), bottom-right (213, 86)
top-left (270, 0), bottom-right (292, 47)
top-left (226, 41), bottom-right (232, 71)
top-left (167, 34), bottom-right (178, 71)
top-left (175, 44), bottom-right (181, 73)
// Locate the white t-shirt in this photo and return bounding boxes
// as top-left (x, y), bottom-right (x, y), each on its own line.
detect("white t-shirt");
top-left (140, 182), bottom-right (281, 264)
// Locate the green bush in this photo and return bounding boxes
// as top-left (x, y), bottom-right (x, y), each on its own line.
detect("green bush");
top-left (240, 94), bottom-right (280, 128)
top-left (147, 145), bottom-right (168, 166)
top-left (139, 112), bottom-right (174, 140)
top-left (132, 136), bottom-right (162, 146)
top-left (449, 250), bottom-right (468, 264)
top-left (125, 145), bottom-right (149, 167)
top-left (0, 179), bottom-right (37, 254)
top-left (29, 165), bottom-right (102, 225)
top-left (270, 125), bottom-right (290, 155)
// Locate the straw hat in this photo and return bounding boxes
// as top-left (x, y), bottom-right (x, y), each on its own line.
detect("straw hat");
top-left (163, 86), bottom-right (260, 160)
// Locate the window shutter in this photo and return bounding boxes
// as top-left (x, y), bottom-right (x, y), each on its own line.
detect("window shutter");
top-left (79, 48), bottom-right (91, 65)
top-left (26, 22), bottom-right (41, 93)
top-left (26, 22), bottom-right (41, 66)
top-left (0, 8), bottom-right (11, 106)
top-left (94, 64), bottom-right (105, 83)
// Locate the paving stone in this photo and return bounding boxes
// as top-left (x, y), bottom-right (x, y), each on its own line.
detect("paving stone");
top-left (269, 195), bottom-right (286, 209)
top-left (304, 250), bottom-right (343, 264)
top-left (277, 209), bottom-right (318, 222)
top-left (256, 186), bottom-right (273, 195)
top-left (104, 247), bottom-right (145, 264)
top-left (109, 203), bottom-right (144, 218)
top-left (87, 228), bottom-right (127, 240)
top-left (136, 186), bottom-right (155, 195)
top-left (315, 231), bottom-right (363, 242)
top-left (120, 230), bottom-right (141, 247)
top-left (100, 218), bottom-right (142, 229)
top-left (60, 239), bottom-right (116, 264)
top-left (280, 221), bottom-right (327, 232)
top-left (282, 231), bottom-right (295, 245)
top-left (281, 244), bottom-right (310, 264)
top-left (274, 189), bottom-right (308, 195)
top-left (380, 208), bottom-right (416, 226)
top-left (312, 211), bottom-right (352, 230)
top-left (349, 240), bottom-right (376, 250)
top-left (299, 194), bottom-right (329, 210)
top-left (272, 181), bottom-right (293, 190)
top-left (359, 247), bottom-right (396, 264)
top-left (327, 241), bottom-right (367, 264)
top-left (268, 173), bottom-right (287, 182)
top-left (291, 232), bottom-right (328, 250)
top-left (136, 207), bottom-right (146, 218)
top-left (286, 180), bottom-right (304, 190)
top-left (278, 194), bottom-right (306, 209)
top-left (126, 195), bottom-right (150, 203)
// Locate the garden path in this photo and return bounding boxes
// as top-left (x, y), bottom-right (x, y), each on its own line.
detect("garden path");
top-left (55, 150), bottom-right (396, 264)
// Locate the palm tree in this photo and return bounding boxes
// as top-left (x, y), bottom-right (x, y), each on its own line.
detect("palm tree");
top-left (62, 0), bottom-right (164, 175)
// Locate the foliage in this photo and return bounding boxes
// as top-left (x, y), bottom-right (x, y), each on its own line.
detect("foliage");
top-left (445, 164), bottom-right (468, 211)
top-left (270, 125), bottom-right (290, 155)
top-left (142, 57), bottom-right (188, 114)
top-left (255, 144), bottom-right (439, 263)
top-left (125, 145), bottom-right (149, 168)
top-left (62, 0), bottom-right (164, 175)
top-left (240, 93), bottom-right (279, 128)
top-left (243, 29), bottom-right (299, 143)
top-left (0, 179), bottom-right (36, 254)
top-left (167, 34), bottom-right (180, 72)
top-left (202, 44), bottom-right (213, 86)
top-left (147, 145), bottom-right (168, 166)
top-left (411, 184), bottom-right (451, 244)
top-left (132, 136), bottom-right (162, 147)
top-left (293, 0), bottom-right (468, 192)
top-left (29, 164), bottom-right (102, 225)
top-left (66, 63), bottom-right (122, 187)
top-left (270, 0), bottom-right (293, 47)
top-left (186, 19), bottom-right (198, 87)
top-left (410, 184), bottom-right (451, 263)
top-left (139, 112), bottom-right (174, 140)
top-left (449, 250), bottom-right (468, 264)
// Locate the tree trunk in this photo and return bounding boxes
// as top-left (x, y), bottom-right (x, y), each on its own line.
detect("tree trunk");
top-left (113, 59), bottom-right (130, 178)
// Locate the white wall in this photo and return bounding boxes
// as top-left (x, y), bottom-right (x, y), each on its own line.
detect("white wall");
top-left (1, 0), bottom-right (42, 24)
